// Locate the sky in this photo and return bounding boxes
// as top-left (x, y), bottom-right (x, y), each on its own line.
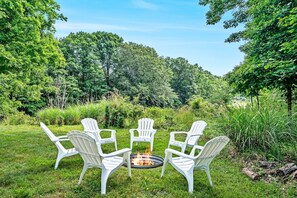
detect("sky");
top-left (55, 0), bottom-right (245, 76)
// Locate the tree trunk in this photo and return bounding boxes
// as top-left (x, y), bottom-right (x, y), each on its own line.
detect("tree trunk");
top-left (250, 95), bottom-right (253, 107)
top-left (286, 85), bottom-right (292, 117)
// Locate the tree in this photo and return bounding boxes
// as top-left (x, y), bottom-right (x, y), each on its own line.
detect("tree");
top-left (92, 31), bottom-right (123, 88)
top-left (0, 0), bottom-right (66, 116)
top-left (111, 42), bottom-right (178, 107)
top-left (200, 0), bottom-right (297, 114)
top-left (164, 57), bottom-right (199, 104)
top-left (59, 32), bottom-right (107, 103)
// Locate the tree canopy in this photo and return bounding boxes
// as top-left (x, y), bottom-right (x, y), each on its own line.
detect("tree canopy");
top-left (200, 0), bottom-right (297, 113)
top-left (0, 0), bottom-right (66, 116)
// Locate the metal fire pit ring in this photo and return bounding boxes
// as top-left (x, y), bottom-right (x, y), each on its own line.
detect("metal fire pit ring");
top-left (124, 154), bottom-right (164, 169)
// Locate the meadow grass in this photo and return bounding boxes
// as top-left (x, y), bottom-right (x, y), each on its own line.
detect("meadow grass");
top-left (0, 125), bottom-right (295, 197)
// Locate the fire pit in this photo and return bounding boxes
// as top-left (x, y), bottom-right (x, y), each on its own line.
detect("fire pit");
top-left (129, 153), bottom-right (163, 169)
top-left (124, 146), bottom-right (163, 169)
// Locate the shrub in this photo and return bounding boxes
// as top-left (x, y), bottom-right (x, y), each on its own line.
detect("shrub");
top-left (188, 97), bottom-right (216, 118)
top-left (104, 96), bottom-right (142, 128)
top-left (63, 106), bottom-right (81, 125)
top-left (36, 108), bottom-right (63, 125)
top-left (172, 107), bottom-right (195, 130)
top-left (220, 93), bottom-right (297, 160)
top-left (2, 111), bottom-right (36, 125)
top-left (143, 107), bottom-right (175, 129)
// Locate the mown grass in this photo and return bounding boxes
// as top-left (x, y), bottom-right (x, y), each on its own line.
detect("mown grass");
top-left (0, 125), bottom-right (295, 197)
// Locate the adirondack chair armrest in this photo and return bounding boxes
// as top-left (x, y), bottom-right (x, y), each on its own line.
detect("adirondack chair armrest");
top-left (151, 129), bottom-right (157, 135)
top-left (100, 129), bottom-right (116, 133)
top-left (55, 135), bottom-right (69, 142)
top-left (129, 129), bottom-right (138, 137)
top-left (98, 129), bottom-right (116, 137)
top-left (102, 148), bottom-right (131, 158)
top-left (190, 145), bottom-right (204, 156)
top-left (165, 148), bottom-right (196, 160)
top-left (185, 134), bottom-right (202, 143)
top-left (169, 131), bottom-right (187, 141)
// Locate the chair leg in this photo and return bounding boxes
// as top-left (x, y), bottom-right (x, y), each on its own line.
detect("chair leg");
top-left (126, 153), bottom-right (131, 177)
top-left (55, 152), bottom-right (64, 169)
top-left (205, 167), bottom-right (213, 186)
top-left (161, 153), bottom-right (169, 177)
top-left (130, 140), bottom-right (133, 150)
top-left (181, 145), bottom-right (187, 153)
top-left (114, 139), bottom-right (118, 150)
top-left (185, 172), bottom-right (194, 193)
top-left (150, 140), bottom-right (154, 152)
top-left (101, 168), bottom-right (111, 195)
top-left (78, 163), bottom-right (88, 185)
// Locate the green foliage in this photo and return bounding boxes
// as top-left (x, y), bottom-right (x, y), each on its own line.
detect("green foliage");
top-left (2, 111), bottom-right (36, 125)
top-left (202, 0), bottom-right (297, 114)
top-left (37, 95), bottom-right (144, 128)
top-left (0, 0), bottom-right (66, 116)
top-left (78, 103), bottom-right (105, 121)
top-left (220, 92), bottom-right (297, 160)
top-left (58, 31), bottom-right (123, 104)
top-left (103, 95), bottom-right (142, 128)
top-left (143, 107), bottom-right (175, 129)
top-left (172, 107), bottom-right (196, 130)
top-left (63, 106), bottom-right (81, 125)
top-left (188, 97), bottom-right (216, 118)
top-left (36, 108), bottom-right (63, 125)
top-left (112, 42), bottom-right (178, 107)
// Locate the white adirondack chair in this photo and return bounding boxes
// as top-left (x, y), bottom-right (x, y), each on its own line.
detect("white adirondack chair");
top-left (81, 118), bottom-right (118, 150)
top-left (161, 136), bottom-right (229, 193)
top-left (67, 131), bottom-right (131, 195)
top-left (130, 118), bottom-right (157, 152)
top-left (168, 121), bottom-right (207, 152)
top-left (40, 122), bottom-right (78, 169)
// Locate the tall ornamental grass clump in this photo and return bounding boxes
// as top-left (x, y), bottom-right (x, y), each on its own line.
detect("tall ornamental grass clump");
top-left (63, 106), bottom-right (81, 125)
top-left (78, 102), bottom-right (105, 121)
top-left (36, 95), bottom-right (144, 128)
top-left (36, 108), bottom-right (63, 125)
top-left (220, 92), bottom-right (297, 160)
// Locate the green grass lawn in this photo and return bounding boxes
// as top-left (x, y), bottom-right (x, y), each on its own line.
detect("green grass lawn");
top-left (0, 125), bottom-right (294, 197)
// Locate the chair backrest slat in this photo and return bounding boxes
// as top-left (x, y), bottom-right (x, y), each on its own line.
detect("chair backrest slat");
top-left (68, 131), bottom-right (102, 167)
top-left (188, 121), bottom-right (207, 145)
top-left (81, 118), bottom-right (100, 132)
top-left (194, 136), bottom-right (229, 167)
top-left (138, 118), bottom-right (154, 137)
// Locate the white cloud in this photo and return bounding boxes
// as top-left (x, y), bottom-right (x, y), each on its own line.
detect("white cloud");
top-left (55, 21), bottom-right (232, 36)
top-left (132, 0), bottom-right (159, 10)
top-left (55, 22), bottom-right (149, 33)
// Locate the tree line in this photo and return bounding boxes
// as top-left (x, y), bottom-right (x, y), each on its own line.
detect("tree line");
top-left (0, 0), bottom-right (229, 119)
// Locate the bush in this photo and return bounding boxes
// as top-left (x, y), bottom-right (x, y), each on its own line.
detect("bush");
top-left (172, 107), bottom-right (195, 130)
top-left (78, 102), bottom-right (106, 123)
top-left (188, 97), bottom-right (216, 118)
top-left (143, 107), bottom-right (175, 129)
top-left (2, 111), bottom-right (36, 125)
top-left (220, 92), bottom-right (297, 160)
top-left (63, 106), bottom-right (81, 125)
top-left (36, 108), bottom-right (63, 125)
top-left (104, 96), bottom-right (144, 128)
